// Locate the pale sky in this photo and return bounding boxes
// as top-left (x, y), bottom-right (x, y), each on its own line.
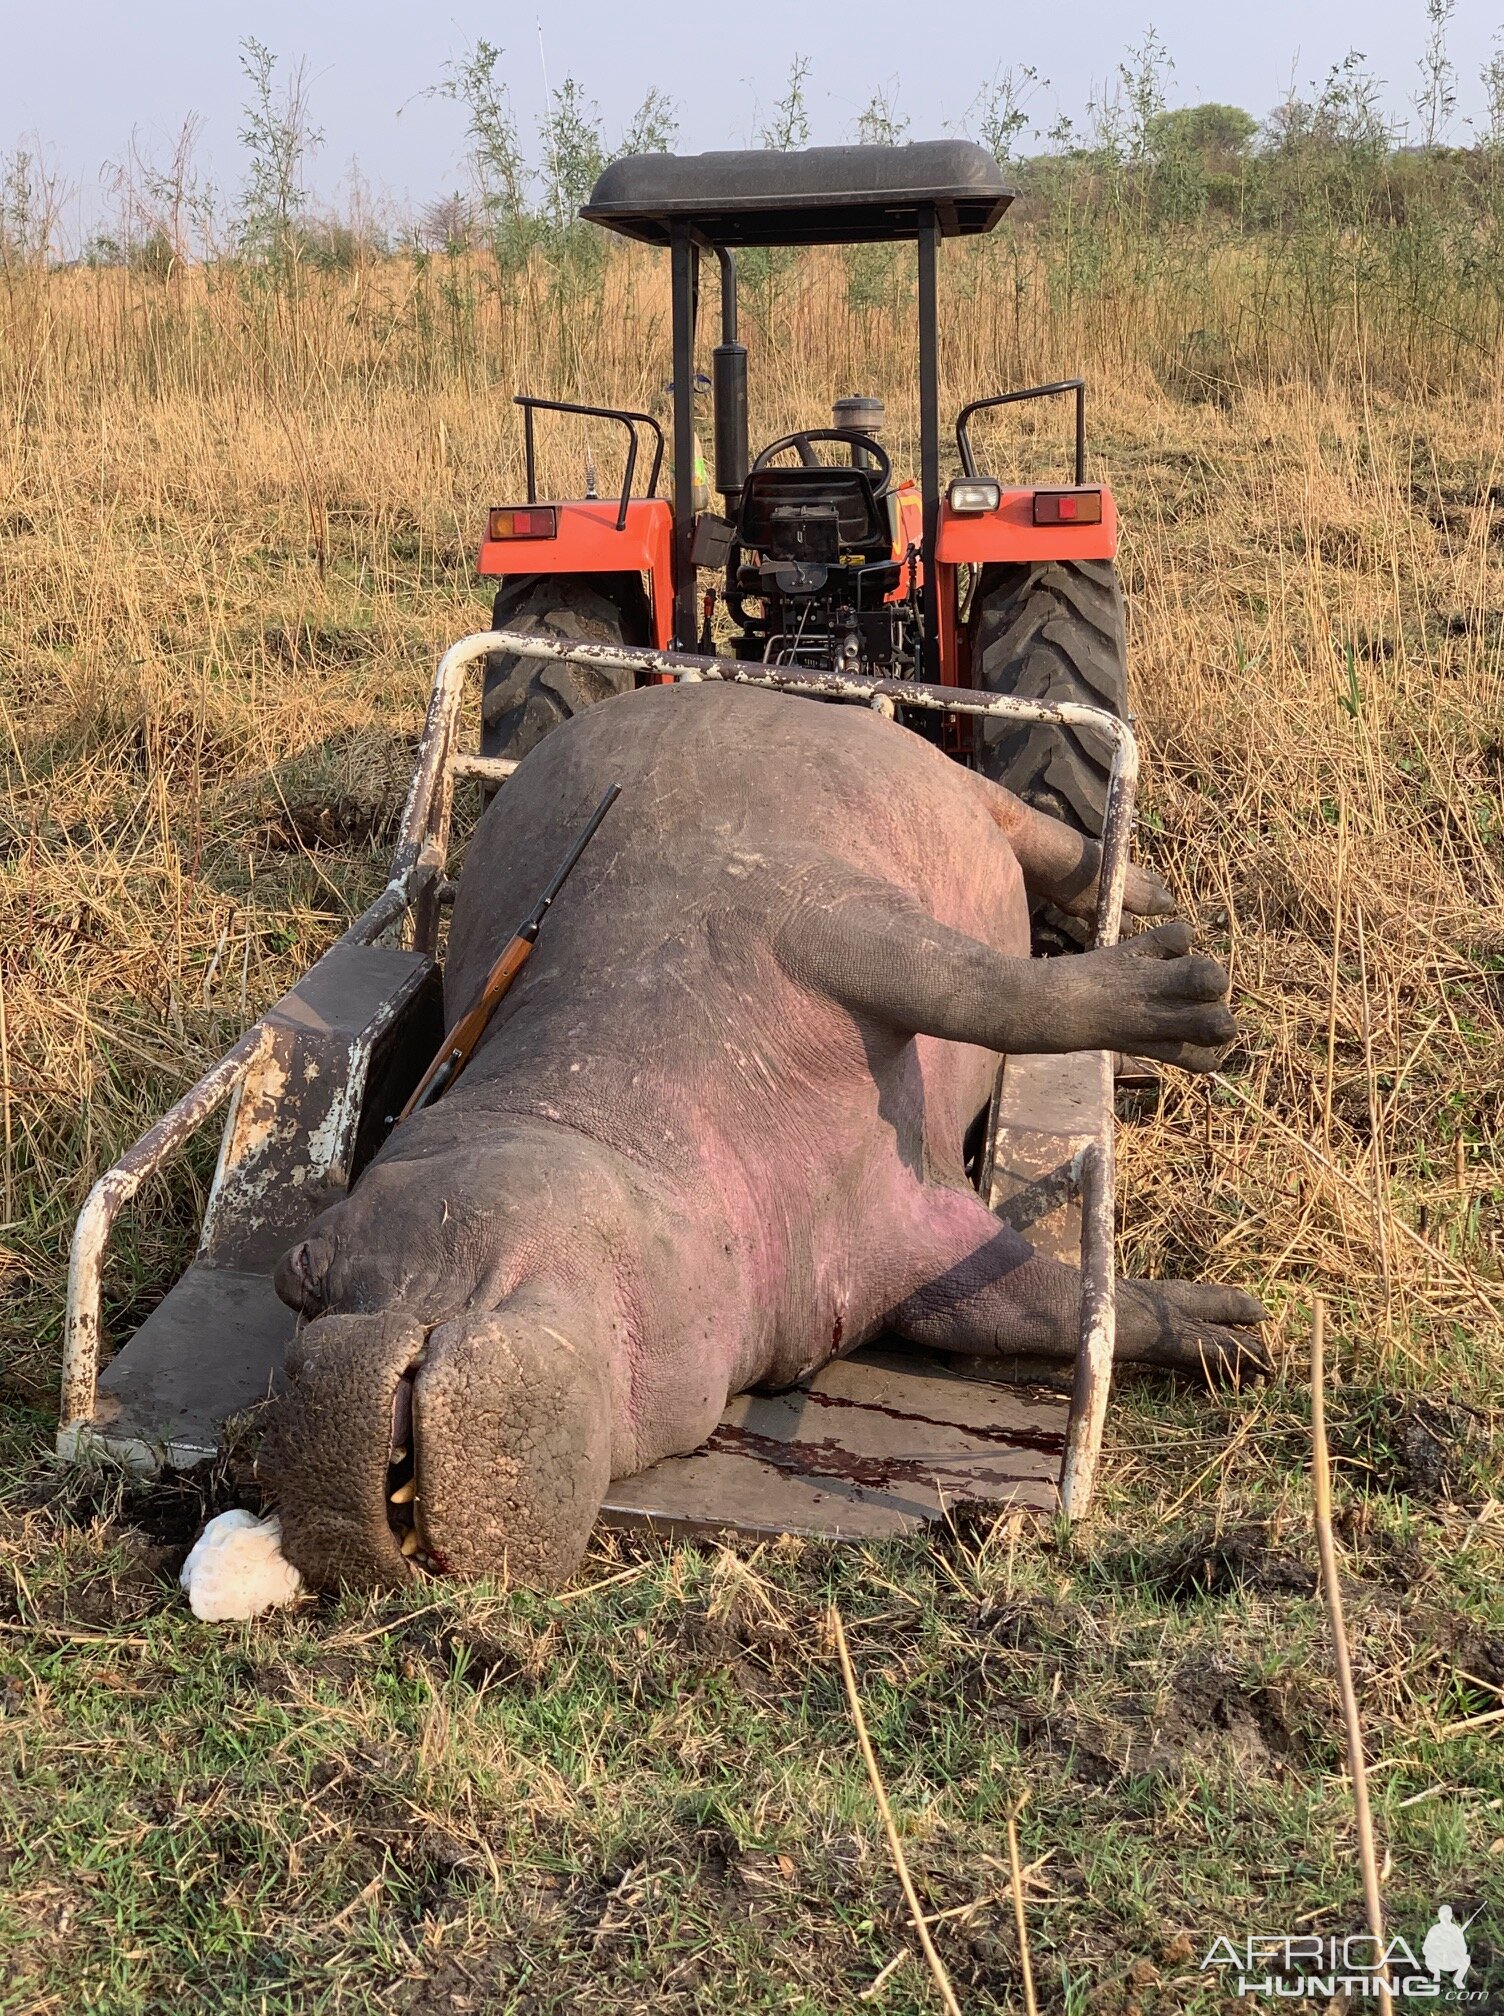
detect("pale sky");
top-left (5, 0), bottom-right (1503, 239)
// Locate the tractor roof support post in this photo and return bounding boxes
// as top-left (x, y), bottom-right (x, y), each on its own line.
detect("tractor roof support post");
top-left (670, 221), bottom-right (700, 651)
top-left (916, 205), bottom-right (941, 680)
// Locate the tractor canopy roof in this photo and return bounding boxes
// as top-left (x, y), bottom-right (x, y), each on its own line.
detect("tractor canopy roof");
top-left (580, 141), bottom-right (1015, 247)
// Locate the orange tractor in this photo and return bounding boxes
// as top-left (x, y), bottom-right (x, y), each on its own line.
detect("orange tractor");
top-left (477, 140), bottom-right (1127, 854)
top-left (60, 142), bottom-right (1144, 1536)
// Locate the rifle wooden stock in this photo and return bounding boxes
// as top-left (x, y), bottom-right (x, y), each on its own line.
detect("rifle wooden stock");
top-left (396, 932), bottom-right (535, 1122)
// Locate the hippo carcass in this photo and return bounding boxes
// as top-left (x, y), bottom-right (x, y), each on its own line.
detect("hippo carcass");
top-left (263, 681), bottom-right (1264, 1588)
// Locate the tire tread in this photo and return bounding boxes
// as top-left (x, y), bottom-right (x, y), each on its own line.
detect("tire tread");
top-left (969, 558), bottom-right (1129, 837)
top-left (481, 578), bottom-right (642, 765)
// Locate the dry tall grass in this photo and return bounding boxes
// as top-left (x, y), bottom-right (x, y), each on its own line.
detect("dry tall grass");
top-left (2, 246), bottom-right (1500, 1402)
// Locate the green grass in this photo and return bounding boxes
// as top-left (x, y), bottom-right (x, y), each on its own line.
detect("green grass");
top-left (0, 1370), bottom-right (1499, 2012)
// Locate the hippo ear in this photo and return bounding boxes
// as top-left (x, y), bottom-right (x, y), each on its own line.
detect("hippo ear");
top-left (274, 1232), bottom-right (332, 1314)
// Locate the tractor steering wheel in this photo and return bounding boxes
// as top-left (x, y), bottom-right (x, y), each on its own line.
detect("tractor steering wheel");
top-left (750, 427), bottom-right (893, 497)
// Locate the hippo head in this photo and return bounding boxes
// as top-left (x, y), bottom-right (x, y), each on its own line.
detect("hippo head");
top-left (258, 1157), bottom-right (615, 1592)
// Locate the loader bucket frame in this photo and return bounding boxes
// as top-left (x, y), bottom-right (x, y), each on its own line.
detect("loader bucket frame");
top-left (61, 638), bottom-right (1136, 1524)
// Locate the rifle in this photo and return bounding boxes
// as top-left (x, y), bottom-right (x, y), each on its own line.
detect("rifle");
top-left (395, 783), bottom-right (621, 1124)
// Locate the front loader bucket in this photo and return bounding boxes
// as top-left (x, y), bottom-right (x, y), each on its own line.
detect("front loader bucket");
top-left (56, 632), bottom-right (511, 1473)
top-left (71, 943), bottom-right (441, 1470)
top-left (62, 630), bottom-right (1132, 1527)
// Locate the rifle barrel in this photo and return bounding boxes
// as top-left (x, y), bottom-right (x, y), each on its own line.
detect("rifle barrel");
top-left (525, 784), bottom-right (621, 933)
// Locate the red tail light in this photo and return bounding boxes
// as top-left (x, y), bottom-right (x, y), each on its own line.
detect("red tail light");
top-left (487, 506), bottom-right (558, 540)
top-left (1033, 489), bottom-right (1103, 526)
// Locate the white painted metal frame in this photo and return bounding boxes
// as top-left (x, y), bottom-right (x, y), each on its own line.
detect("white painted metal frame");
top-left (59, 630), bottom-right (1136, 1515)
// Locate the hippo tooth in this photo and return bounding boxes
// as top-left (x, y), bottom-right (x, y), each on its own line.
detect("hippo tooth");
top-left (400, 1528), bottom-right (421, 1557)
top-left (390, 1379), bottom-right (413, 1452)
top-left (389, 1478), bottom-right (417, 1505)
top-left (389, 1446), bottom-right (407, 1465)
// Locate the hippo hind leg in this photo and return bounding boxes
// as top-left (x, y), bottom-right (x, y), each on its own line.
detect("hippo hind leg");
top-left (966, 768), bottom-right (1177, 925)
top-left (887, 1187), bottom-right (1269, 1383)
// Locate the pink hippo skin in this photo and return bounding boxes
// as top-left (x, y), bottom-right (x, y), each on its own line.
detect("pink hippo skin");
top-left (263, 681), bottom-right (1265, 1589)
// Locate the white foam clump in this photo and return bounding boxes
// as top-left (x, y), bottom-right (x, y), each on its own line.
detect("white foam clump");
top-left (180, 1509), bottom-right (305, 1622)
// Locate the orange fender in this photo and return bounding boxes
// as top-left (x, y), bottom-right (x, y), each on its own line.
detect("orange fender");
top-left (477, 499), bottom-right (675, 647)
top-left (936, 487), bottom-right (1118, 566)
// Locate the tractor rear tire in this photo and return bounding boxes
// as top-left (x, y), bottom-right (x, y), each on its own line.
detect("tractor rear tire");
top-left (481, 578), bottom-right (645, 767)
top-left (968, 558), bottom-right (1128, 839)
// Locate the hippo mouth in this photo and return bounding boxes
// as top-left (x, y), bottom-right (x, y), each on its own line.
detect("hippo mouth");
top-left (261, 1310), bottom-right (443, 1591)
top-left (384, 1360), bottom-right (448, 1574)
top-left (266, 1300), bottom-right (614, 1593)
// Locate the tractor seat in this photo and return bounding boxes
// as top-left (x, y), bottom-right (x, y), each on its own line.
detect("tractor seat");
top-left (738, 465), bottom-right (891, 565)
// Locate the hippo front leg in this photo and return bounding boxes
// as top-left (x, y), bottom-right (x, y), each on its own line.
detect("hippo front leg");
top-left (774, 868), bottom-right (1237, 1071)
top-left (884, 1187), bottom-right (1269, 1382)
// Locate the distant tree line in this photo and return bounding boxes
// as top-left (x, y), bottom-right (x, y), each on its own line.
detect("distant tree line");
top-left (3, 11), bottom-right (1502, 280)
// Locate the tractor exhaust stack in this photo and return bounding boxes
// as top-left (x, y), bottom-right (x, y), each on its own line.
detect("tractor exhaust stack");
top-left (712, 247), bottom-right (748, 516)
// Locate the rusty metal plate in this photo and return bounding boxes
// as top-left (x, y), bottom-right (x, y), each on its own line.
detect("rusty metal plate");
top-left (86, 943), bottom-right (440, 1473)
top-left (200, 944), bottom-right (440, 1274)
top-left (986, 1049), bottom-right (1104, 1265)
top-left (600, 1345), bottom-right (1065, 1540)
top-left (94, 1265), bottom-right (293, 1471)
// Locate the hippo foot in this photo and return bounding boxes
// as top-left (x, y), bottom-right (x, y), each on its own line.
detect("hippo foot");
top-left (889, 1192), bottom-right (1269, 1390)
top-left (1054, 922), bottom-right (1238, 1071)
top-left (1114, 1278), bottom-right (1271, 1382)
top-left (948, 1284), bottom-right (1269, 1389)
